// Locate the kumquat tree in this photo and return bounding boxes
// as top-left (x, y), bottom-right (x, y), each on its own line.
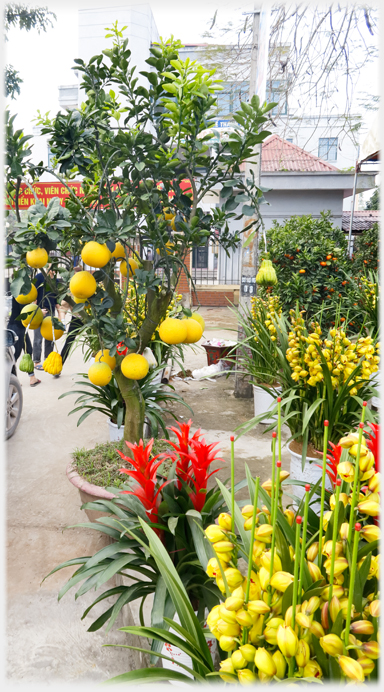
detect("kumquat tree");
top-left (6, 24), bottom-right (275, 443)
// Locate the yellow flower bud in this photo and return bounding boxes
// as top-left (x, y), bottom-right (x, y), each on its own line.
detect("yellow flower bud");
top-left (206, 604), bottom-right (221, 630)
top-left (239, 644), bottom-right (256, 662)
top-left (339, 522), bottom-right (350, 540)
top-left (225, 595), bottom-right (245, 612)
top-left (357, 499), bottom-right (380, 516)
top-left (357, 657), bottom-right (375, 675)
top-left (255, 647), bottom-right (277, 677)
top-left (272, 650), bottom-right (287, 679)
top-left (241, 505), bottom-right (254, 519)
top-left (255, 524), bottom-right (273, 543)
top-left (322, 539), bottom-right (343, 558)
top-left (205, 524), bottom-right (227, 543)
top-left (338, 433), bottom-right (362, 448)
top-left (295, 639), bottom-right (311, 668)
top-left (252, 540), bottom-right (265, 558)
top-left (307, 561), bottom-right (323, 583)
top-left (324, 557), bottom-right (349, 576)
top-left (322, 510), bottom-right (333, 530)
top-left (218, 513), bottom-right (233, 531)
top-left (219, 635), bottom-right (238, 652)
top-left (321, 584), bottom-right (344, 601)
top-left (330, 493), bottom-right (349, 510)
top-left (276, 624), bottom-right (299, 657)
top-left (243, 572), bottom-right (262, 600)
top-left (236, 609), bottom-right (254, 628)
top-left (368, 472), bottom-right (380, 493)
top-left (258, 566), bottom-right (270, 592)
top-left (284, 604), bottom-right (301, 626)
top-left (231, 650), bottom-right (247, 670)
top-left (260, 550), bottom-right (282, 574)
top-left (296, 612), bottom-right (312, 629)
top-left (306, 542), bottom-right (319, 562)
top-left (303, 660), bottom-right (323, 678)
top-left (213, 540), bottom-right (234, 554)
top-left (247, 600), bottom-right (271, 615)
top-left (359, 450), bottom-right (375, 473)
top-left (310, 621), bottom-right (325, 638)
top-left (329, 595), bottom-right (341, 623)
top-left (338, 655), bottom-right (365, 682)
top-left (361, 641), bottom-right (379, 659)
top-left (217, 620), bottom-right (241, 637)
top-left (337, 461), bottom-right (355, 483)
top-left (237, 669), bottom-right (257, 685)
top-left (283, 508), bottom-right (295, 527)
top-left (224, 568), bottom-right (244, 590)
top-left (350, 620), bottom-right (374, 635)
top-left (270, 571), bottom-right (295, 593)
top-left (219, 605), bottom-right (238, 624)
top-left (206, 557), bottom-right (226, 578)
top-left (303, 596), bottom-right (321, 616)
top-left (339, 598), bottom-right (354, 620)
top-left (320, 633), bottom-right (344, 657)
top-left (369, 600), bottom-right (380, 618)
top-left (349, 443), bottom-right (368, 458)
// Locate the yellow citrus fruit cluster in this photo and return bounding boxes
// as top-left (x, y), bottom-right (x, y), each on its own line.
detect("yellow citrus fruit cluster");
top-left (251, 295), bottom-right (281, 342)
top-left (40, 317), bottom-right (64, 341)
top-left (43, 351), bottom-right (62, 375)
top-left (26, 248), bottom-right (48, 268)
top-left (204, 448), bottom-right (380, 683)
top-left (360, 276), bottom-right (377, 309)
top-left (285, 311), bottom-right (379, 393)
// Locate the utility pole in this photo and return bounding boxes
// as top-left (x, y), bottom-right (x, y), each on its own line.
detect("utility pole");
top-left (234, 4), bottom-right (262, 398)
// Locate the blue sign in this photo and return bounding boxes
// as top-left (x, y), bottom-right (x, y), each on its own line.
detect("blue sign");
top-left (215, 120), bottom-right (232, 128)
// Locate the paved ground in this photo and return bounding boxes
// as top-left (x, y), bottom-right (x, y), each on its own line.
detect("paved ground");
top-left (6, 307), bottom-right (291, 687)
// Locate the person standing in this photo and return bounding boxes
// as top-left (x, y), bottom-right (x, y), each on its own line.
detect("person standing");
top-left (7, 297), bottom-right (41, 387)
top-left (33, 268), bottom-right (61, 371)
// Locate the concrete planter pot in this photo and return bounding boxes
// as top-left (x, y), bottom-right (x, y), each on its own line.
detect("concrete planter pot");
top-left (288, 442), bottom-right (332, 513)
top-left (253, 384), bottom-right (282, 425)
top-left (108, 419), bottom-right (124, 442)
top-left (66, 461), bottom-right (118, 522)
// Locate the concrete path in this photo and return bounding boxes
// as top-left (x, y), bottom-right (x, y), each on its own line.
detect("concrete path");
top-left (6, 307), bottom-right (291, 686)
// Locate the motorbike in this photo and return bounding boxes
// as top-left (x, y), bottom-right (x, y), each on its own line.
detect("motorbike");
top-left (5, 328), bottom-right (23, 439)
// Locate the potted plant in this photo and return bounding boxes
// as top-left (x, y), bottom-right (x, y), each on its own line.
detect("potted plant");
top-left (103, 405), bottom-right (379, 685)
top-left (237, 308), bottom-right (379, 505)
top-left (6, 25), bottom-right (274, 448)
top-left (233, 295), bottom-right (282, 424)
top-left (44, 420), bottom-right (245, 663)
top-left (60, 364), bottom-right (192, 440)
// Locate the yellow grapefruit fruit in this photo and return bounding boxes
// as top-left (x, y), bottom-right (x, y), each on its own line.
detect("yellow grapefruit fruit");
top-left (70, 271), bottom-right (97, 299)
top-left (20, 304), bottom-right (44, 329)
top-left (111, 242), bottom-right (126, 259)
top-left (73, 296), bottom-right (89, 305)
top-left (88, 362), bottom-right (112, 386)
top-left (40, 316), bottom-right (65, 341)
top-left (121, 353), bottom-right (149, 380)
top-left (190, 312), bottom-right (205, 332)
top-left (81, 241), bottom-right (111, 268)
top-left (95, 349), bottom-right (116, 370)
top-left (183, 318), bottom-right (203, 343)
top-left (120, 258), bottom-right (139, 277)
top-left (15, 284), bottom-right (38, 304)
top-left (26, 248), bottom-right (48, 268)
top-left (159, 318), bottom-right (188, 345)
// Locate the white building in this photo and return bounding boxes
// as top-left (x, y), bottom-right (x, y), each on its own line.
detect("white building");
top-left (32, 3), bottom-right (159, 179)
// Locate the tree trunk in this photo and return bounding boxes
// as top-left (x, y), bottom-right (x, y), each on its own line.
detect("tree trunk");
top-left (114, 368), bottom-right (145, 444)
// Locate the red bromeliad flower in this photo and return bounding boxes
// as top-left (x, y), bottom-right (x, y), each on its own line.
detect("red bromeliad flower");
top-left (117, 438), bottom-right (172, 526)
top-left (165, 420), bottom-right (202, 488)
top-left (316, 441), bottom-right (343, 489)
top-left (183, 437), bottom-right (224, 512)
top-left (366, 423), bottom-right (379, 472)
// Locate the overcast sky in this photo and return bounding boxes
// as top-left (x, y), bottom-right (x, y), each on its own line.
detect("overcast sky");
top-left (5, 0), bottom-right (379, 137)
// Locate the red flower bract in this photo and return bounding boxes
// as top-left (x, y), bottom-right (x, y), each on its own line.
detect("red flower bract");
top-left (182, 437), bottom-right (224, 512)
top-left (117, 438), bottom-right (172, 526)
top-left (165, 419), bottom-right (202, 488)
top-left (316, 441), bottom-right (343, 489)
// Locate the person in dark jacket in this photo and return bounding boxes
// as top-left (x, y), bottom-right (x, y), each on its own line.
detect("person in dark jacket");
top-left (7, 298), bottom-right (41, 387)
top-left (33, 268), bottom-right (60, 370)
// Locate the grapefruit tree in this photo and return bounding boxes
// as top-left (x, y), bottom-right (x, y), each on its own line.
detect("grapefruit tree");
top-left (6, 25), bottom-right (274, 443)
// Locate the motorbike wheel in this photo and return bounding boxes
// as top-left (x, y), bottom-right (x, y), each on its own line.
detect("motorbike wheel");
top-left (5, 374), bottom-right (23, 440)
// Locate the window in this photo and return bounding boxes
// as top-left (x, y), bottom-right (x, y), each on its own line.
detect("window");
top-left (318, 137), bottom-right (338, 161)
top-left (47, 146), bottom-right (57, 169)
top-left (266, 80), bottom-right (287, 115)
top-left (215, 82), bottom-right (249, 118)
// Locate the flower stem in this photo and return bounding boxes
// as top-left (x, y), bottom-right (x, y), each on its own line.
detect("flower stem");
top-left (267, 434), bottom-right (277, 608)
top-left (347, 405), bottom-right (367, 545)
top-left (230, 435), bottom-right (235, 536)
top-left (344, 522), bottom-right (361, 648)
top-left (318, 420), bottom-right (329, 574)
top-left (292, 516), bottom-right (302, 631)
top-left (277, 397), bottom-right (282, 462)
top-left (298, 486), bottom-right (310, 605)
top-left (245, 476), bottom-right (260, 605)
top-left (328, 479), bottom-right (341, 607)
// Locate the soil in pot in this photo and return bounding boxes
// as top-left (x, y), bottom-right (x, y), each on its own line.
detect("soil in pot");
top-left (289, 440), bottom-right (323, 460)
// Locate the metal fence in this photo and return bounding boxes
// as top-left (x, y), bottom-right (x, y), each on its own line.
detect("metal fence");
top-left (190, 238), bottom-right (241, 286)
